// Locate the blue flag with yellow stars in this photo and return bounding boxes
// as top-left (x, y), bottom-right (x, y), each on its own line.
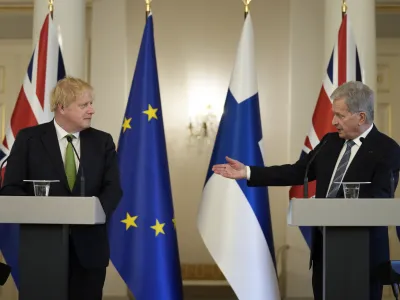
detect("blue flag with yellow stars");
top-left (108, 12), bottom-right (183, 300)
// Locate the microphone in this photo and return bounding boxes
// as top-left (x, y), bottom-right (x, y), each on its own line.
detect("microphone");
top-left (303, 139), bottom-right (328, 198)
top-left (66, 136), bottom-right (85, 197)
top-left (390, 171), bottom-right (395, 198)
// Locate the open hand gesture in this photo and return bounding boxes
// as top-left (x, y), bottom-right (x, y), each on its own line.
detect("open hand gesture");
top-left (212, 156), bottom-right (247, 179)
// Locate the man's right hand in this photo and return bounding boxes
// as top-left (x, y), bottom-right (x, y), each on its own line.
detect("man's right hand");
top-left (212, 156), bottom-right (247, 179)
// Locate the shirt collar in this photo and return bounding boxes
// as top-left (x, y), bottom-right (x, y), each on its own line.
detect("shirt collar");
top-left (350, 123), bottom-right (373, 147)
top-left (53, 119), bottom-right (80, 141)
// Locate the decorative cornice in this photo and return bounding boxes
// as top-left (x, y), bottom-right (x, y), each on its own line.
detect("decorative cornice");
top-left (0, 4), bottom-right (32, 12)
top-left (181, 263), bottom-right (225, 280)
top-left (0, 3), bottom-right (92, 12)
top-left (0, 3), bottom-right (397, 13)
top-left (376, 4), bottom-right (400, 13)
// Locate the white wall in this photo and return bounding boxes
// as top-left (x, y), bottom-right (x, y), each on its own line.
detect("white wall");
top-left (286, 1), bottom-right (324, 297)
top-left (377, 38), bottom-right (400, 299)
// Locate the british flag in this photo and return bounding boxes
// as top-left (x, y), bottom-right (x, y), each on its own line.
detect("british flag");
top-left (0, 13), bottom-right (66, 287)
top-left (289, 13), bottom-right (362, 247)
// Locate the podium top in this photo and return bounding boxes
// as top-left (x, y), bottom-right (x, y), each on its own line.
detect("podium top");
top-left (287, 198), bottom-right (400, 226)
top-left (0, 196), bottom-right (105, 224)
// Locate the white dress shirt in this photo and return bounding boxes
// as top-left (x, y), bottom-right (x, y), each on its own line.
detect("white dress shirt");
top-left (325, 124), bottom-right (373, 195)
top-left (53, 119), bottom-right (80, 170)
top-left (245, 124), bottom-right (374, 192)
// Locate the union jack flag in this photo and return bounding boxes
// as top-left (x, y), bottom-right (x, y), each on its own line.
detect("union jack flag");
top-left (289, 13), bottom-right (362, 247)
top-left (0, 13), bottom-right (66, 287)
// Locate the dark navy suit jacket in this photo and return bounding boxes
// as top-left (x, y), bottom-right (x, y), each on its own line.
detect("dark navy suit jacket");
top-left (1, 120), bottom-right (122, 269)
top-left (248, 125), bottom-right (400, 273)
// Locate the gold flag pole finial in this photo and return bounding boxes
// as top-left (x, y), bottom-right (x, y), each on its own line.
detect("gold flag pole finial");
top-left (242, 0), bottom-right (252, 19)
top-left (145, 0), bottom-right (152, 18)
top-left (342, 0), bottom-right (347, 17)
top-left (48, 0), bottom-right (54, 13)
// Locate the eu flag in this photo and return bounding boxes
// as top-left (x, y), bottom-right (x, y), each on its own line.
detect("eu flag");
top-left (108, 13), bottom-right (183, 300)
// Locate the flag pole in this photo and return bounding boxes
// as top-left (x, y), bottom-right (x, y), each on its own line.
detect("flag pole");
top-left (243, 0), bottom-right (252, 19)
top-left (145, 0), bottom-right (152, 18)
top-left (342, 0), bottom-right (347, 18)
top-left (48, 0), bottom-right (54, 18)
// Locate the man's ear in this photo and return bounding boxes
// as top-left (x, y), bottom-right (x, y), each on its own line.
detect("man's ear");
top-left (58, 104), bottom-right (65, 114)
top-left (358, 112), bottom-right (367, 125)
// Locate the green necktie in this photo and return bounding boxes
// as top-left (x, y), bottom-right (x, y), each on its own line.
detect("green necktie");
top-left (65, 134), bottom-right (76, 190)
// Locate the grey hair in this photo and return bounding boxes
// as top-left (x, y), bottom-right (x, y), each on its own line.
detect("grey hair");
top-left (330, 81), bottom-right (374, 123)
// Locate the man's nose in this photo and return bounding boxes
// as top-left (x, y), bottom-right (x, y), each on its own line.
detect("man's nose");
top-left (332, 115), bottom-right (337, 126)
top-left (88, 105), bottom-right (95, 114)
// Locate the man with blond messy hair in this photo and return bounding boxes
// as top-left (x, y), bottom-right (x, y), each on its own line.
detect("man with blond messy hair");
top-left (2, 76), bottom-right (122, 300)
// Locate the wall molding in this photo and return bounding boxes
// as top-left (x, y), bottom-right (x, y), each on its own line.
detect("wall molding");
top-left (0, 2), bottom-right (396, 13)
top-left (181, 263), bottom-right (225, 280)
top-left (376, 4), bottom-right (400, 13)
top-left (0, 2), bottom-right (92, 12)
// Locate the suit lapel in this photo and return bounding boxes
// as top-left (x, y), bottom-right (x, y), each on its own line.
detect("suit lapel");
top-left (320, 136), bottom-right (345, 197)
top-left (343, 125), bottom-right (378, 182)
top-left (40, 122), bottom-right (70, 192)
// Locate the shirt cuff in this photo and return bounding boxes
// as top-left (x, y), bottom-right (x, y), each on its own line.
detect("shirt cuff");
top-left (246, 166), bottom-right (251, 180)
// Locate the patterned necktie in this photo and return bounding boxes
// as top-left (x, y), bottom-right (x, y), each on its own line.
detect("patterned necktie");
top-left (326, 140), bottom-right (356, 198)
top-left (65, 134), bottom-right (76, 191)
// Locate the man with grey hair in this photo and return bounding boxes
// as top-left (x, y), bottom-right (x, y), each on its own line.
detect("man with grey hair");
top-left (330, 81), bottom-right (375, 140)
top-left (212, 81), bottom-right (400, 300)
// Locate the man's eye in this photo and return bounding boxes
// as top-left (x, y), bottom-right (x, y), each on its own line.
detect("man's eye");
top-left (335, 114), bottom-right (344, 119)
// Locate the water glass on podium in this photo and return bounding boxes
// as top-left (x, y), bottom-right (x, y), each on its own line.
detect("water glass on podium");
top-left (339, 182), bottom-right (371, 199)
top-left (23, 180), bottom-right (60, 196)
top-left (343, 183), bottom-right (360, 198)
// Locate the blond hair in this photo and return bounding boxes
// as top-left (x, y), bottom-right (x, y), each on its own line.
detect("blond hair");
top-left (50, 76), bottom-right (93, 112)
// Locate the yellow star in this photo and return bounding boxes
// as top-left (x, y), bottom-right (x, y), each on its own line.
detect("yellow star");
top-left (122, 117), bottom-right (132, 133)
top-left (172, 218), bottom-right (176, 229)
top-left (121, 213), bottom-right (138, 230)
top-left (143, 104), bottom-right (158, 121)
top-left (150, 219), bottom-right (165, 236)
